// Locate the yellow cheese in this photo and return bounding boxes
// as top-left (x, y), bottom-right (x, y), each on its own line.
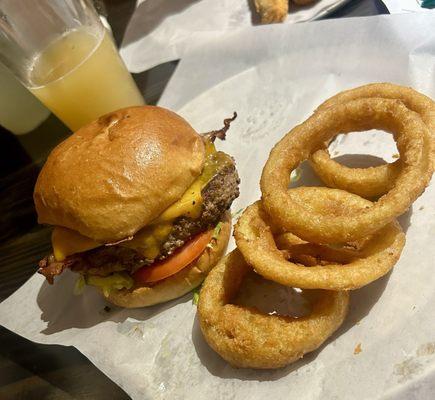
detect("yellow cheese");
top-left (154, 180), bottom-right (203, 223)
top-left (52, 226), bottom-right (100, 261)
top-left (205, 139), bottom-right (217, 156)
top-left (122, 222), bottom-right (172, 259)
top-left (153, 223), bottom-right (173, 240)
top-left (152, 140), bottom-right (231, 224)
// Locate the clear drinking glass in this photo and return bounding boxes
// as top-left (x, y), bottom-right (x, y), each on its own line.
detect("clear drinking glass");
top-left (0, 0), bottom-right (145, 131)
top-left (0, 62), bottom-right (50, 135)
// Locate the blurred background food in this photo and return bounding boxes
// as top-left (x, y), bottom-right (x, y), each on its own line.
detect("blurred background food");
top-left (254, 0), bottom-right (318, 23)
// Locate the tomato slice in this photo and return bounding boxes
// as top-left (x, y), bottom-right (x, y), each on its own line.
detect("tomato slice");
top-left (133, 230), bottom-right (213, 284)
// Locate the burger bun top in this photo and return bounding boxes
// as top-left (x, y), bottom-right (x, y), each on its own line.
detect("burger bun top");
top-left (34, 106), bottom-right (205, 242)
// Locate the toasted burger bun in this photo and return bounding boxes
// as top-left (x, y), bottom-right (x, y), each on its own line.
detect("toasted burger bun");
top-left (106, 212), bottom-right (231, 308)
top-left (34, 106), bottom-right (205, 242)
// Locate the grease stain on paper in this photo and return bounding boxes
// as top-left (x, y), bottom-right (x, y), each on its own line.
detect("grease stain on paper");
top-left (393, 342), bottom-right (435, 383)
top-left (416, 342), bottom-right (435, 356)
top-left (242, 101), bottom-right (287, 141)
top-left (393, 358), bottom-right (423, 383)
top-left (117, 320), bottom-right (155, 340)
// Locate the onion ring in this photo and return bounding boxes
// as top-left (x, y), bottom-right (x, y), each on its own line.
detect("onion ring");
top-left (273, 232), bottom-right (358, 266)
top-left (260, 98), bottom-right (431, 244)
top-left (198, 249), bottom-right (349, 369)
top-left (310, 150), bottom-right (402, 198)
top-left (276, 240), bottom-right (360, 267)
top-left (310, 83), bottom-right (435, 198)
top-left (234, 188), bottom-right (405, 290)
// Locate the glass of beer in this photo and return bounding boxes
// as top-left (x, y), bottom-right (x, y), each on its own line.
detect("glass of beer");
top-left (0, 0), bottom-right (145, 131)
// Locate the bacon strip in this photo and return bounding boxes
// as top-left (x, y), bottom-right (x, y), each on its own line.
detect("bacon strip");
top-left (38, 255), bottom-right (77, 284)
top-left (203, 112), bottom-right (237, 142)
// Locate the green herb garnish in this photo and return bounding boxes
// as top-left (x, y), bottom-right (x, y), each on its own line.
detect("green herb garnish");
top-left (192, 285), bottom-right (201, 305)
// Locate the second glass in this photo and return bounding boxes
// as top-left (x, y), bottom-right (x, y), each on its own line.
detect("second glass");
top-left (0, 0), bottom-right (145, 131)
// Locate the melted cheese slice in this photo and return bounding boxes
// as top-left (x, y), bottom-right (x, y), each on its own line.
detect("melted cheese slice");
top-left (122, 222), bottom-right (173, 259)
top-left (153, 180), bottom-right (203, 223)
top-left (152, 140), bottom-right (216, 224)
top-left (52, 226), bottom-right (100, 261)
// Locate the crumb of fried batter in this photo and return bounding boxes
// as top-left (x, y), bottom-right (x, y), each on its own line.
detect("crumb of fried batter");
top-left (354, 343), bottom-right (362, 355)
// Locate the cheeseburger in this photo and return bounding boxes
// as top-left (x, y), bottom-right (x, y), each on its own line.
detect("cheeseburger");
top-left (35, 106), bottom-right (239, 308)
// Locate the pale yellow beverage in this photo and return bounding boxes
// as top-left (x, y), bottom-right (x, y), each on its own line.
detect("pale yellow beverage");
top-left (28, 28), bottom-right (144, 131)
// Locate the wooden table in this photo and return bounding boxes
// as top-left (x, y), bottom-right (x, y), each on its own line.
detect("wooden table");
top-left (0, 1), bottom-right (388, 398)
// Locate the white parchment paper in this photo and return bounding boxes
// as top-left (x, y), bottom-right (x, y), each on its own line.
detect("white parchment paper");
top-left (382, 0), bottom-right (434, 14)
top-left (120, 0), bottom-right (350, 72)
top-left (1, 13), bottom-right (435, 400)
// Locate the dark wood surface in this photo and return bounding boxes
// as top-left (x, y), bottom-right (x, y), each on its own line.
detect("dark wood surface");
top-left (0, 1), bottom-right (387, 399)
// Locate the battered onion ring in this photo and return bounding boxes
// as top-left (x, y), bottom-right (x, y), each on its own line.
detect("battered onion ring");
top-left (310, 83), bottom-right (435, 198)
top-left (198, 249), bottom-right (349, 369)
top-left (261, 98), bottom-right (431, 244)
top-left (234, 188), bottom-right (405, 290)
top-left (276, 240), bottom-right (360, 267)
top-left (310, 150), bottom-right (402, 198)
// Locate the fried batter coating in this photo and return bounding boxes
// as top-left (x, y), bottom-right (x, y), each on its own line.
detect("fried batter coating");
top-left (254, 0), bottom-right (288, 23)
